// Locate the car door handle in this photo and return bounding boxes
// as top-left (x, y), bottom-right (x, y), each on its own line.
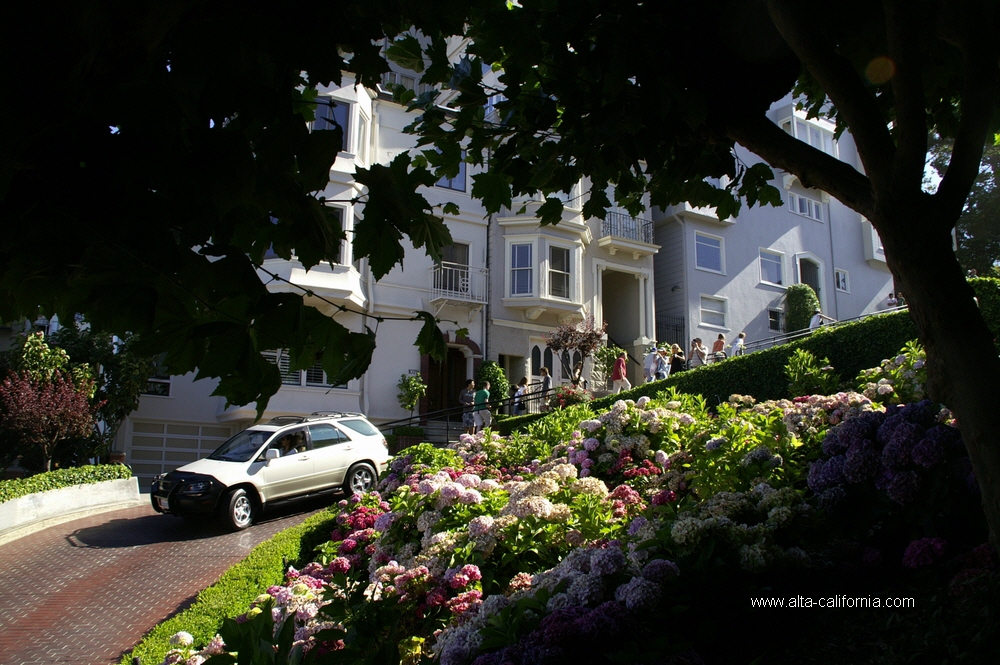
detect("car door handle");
top-left (299, 456), bottom-right (310, 461)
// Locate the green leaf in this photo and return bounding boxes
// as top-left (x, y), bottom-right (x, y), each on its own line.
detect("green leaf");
top-left (385, 35), bottom-right (425, 73)
top-left (413, 311), bottom-right (446, 362)
top-left (471, 171), bottom-right (513, 214)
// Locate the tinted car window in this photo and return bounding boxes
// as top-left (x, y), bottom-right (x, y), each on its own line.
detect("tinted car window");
top-left (339, 419), bottom-right (380, 437)
top-left (310, 423), bottom-right (350, 448)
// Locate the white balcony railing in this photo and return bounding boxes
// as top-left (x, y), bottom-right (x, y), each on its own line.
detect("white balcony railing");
top-left (430, 262), bottom-right (489, 305)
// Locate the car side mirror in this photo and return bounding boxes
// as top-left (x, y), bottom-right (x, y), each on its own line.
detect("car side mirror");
top-left (265, 448), bottom-right (280, 462)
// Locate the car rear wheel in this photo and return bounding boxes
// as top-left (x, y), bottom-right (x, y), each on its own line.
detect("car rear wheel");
top-left (222, 488), bottom-right (255, 530)
top-left (343, 463), bottom-right (377, 496)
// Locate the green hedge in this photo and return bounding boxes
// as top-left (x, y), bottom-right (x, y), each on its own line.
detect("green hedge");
top-left (123, 507), bottom-right (339, 665)
top-left (496, 310), bottom-right (917, 435)
top-left (970, 277), bottom-right (1000, 350)
top-left (0, 464), bottom-right (133, 504)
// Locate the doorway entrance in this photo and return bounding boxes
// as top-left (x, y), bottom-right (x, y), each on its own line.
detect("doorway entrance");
top-left (799, 257), bottom-right (821, 300)
top-left (426, 347), bottom-right (468, 418)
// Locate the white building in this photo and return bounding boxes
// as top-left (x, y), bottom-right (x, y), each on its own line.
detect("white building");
top-left (117, 74), bottom-right (659, 487)
top-left (652, 97), bottom-right (894, 351)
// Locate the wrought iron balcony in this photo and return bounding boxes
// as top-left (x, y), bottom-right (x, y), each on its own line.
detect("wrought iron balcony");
top-left (597, 212), bottom-right (659, 259)
top-left (429, 262), bottom-right (489, 305)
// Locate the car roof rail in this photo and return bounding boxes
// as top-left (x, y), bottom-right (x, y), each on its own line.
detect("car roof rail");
top-left (266, 415), bottom-right (308, 425)
top-left (308, 411), bottom-right (363, 419)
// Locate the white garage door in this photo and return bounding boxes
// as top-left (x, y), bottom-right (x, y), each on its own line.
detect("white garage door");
top-left (126, 421), bottom-right (234, 487)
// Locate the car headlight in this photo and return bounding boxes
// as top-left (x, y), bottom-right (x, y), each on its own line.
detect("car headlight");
top-left (179, 481), bottom-right (212, 494)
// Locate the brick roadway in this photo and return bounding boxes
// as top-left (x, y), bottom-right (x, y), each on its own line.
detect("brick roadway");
top-left (0, 497), bottom-right (332, 665)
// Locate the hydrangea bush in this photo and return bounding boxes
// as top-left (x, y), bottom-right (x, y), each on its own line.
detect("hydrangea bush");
top-left (161, 350), bottom-right (997, 665)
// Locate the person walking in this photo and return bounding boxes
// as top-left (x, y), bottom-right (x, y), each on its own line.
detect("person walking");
top-left (459, 379), bottom-right (476, 434)
top-left (669, 344), bottom-right (686, 375)
top-left (612, 351), bottom-right (631, 393)
top-left (733, 332), bottom-right (746, 356)
top-left (643, 345), bottom-right (658, 383)
top-left (473, 380), bottom-right (492, 432)
top-left (809, 308), bottom-right (835, 330)
top-left (688, 338), bottom-right (708, 368)
top-left (513, 376), bottom-right (529, 414)
top-left (539, 367), bottom-right (552, 410)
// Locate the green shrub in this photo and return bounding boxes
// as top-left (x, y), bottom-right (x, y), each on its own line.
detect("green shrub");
top-left (785, 348), bottom-right (841, 397)
top-left (0, 464), bottom-right (132, 504)
top-left (970, 276), bottom-right (1000, 351)
top-left (784, 283), bottom-right (821, 332)
top-left (122, 508), bottom-right (339, 665)
top-left (477, 361), bottom-right (509, 407)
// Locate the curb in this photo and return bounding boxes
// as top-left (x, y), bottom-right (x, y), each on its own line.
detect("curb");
top-left (0, 477), bottom-right (144, 546)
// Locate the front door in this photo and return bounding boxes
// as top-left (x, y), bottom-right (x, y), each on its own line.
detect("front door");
top-left (426, 347), bottom-right (468, 416)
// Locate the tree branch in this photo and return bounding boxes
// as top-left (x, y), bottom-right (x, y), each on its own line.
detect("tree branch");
top-left (725, 114), bottom-right (876, 217)
top-left (885, 0), bottom-right (931, 191)
top-left (766, 0), bottom-right (897, 193)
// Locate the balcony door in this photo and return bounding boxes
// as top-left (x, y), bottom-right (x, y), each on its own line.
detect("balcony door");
top-left (435, 243), bottom-right (470, 294)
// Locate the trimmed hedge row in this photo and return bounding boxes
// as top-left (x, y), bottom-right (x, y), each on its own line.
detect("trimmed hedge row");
top-left (0, 464), bottom-right (133, 504)
top-left (495, 309), bottom-right (917, 435)
top-left (123, 507), bottom-right (339, 665)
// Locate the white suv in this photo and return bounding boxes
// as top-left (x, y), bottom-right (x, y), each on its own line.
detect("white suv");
top-left (150, 412), bottom-right (389, 530)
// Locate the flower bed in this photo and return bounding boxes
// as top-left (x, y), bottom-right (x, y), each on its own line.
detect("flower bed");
top-left (159, 344), bottom-right (998, 664)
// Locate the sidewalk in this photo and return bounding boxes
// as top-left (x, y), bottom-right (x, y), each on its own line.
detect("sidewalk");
top-left (0, 500), bottom-right (326, 664)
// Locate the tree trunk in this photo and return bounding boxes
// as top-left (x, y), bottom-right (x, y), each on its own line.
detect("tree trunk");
top-left (879, 205), bottom-right (1000, 547)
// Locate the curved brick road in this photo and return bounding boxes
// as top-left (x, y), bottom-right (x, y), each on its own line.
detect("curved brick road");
top-left (0, 498), bottom-right (329, 665)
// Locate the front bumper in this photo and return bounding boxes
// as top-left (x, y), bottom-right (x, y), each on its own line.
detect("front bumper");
top-left (151, 473), bottom-right (226, 516)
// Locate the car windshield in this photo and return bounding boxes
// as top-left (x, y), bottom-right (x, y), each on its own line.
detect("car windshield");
top-left (208, 429), bottom-right (272, 462)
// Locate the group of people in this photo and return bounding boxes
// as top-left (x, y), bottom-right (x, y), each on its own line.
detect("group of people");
top-left (459, 369), bottom-right (554, 434)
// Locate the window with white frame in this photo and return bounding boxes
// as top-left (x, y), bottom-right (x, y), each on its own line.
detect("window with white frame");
top-left (510, 243), bottom-right (533, 296)
top-left (760, 249), bottom-right (784, 286)
top-left (262, 350), bottom-right (346, 388)
top-left (548, 246), bottom-right (571, 298)
top-left (143, 354), bottom-right (171, 396)
top-left (436, 151), bottom-right (467, 191)
top-left (789, 192), bottom-right (824, 222)
top-left (695, 232), bottom-right (724, 273)
top-left (700, 295), bottom-right (727, 327)
top-left (312, 97), bottom-right (349, 150)
top-left (780, 117), bottom-right (838, 157)
top-left (835, 269), bottom-right (850, 293)
top-left (768, 308), bottom-right (784, 332)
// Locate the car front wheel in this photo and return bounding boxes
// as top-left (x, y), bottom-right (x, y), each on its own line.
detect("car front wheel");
top-left (222, 488), bottom-right (255, 530)
top-left (343, 463), bottom-right (377, 496)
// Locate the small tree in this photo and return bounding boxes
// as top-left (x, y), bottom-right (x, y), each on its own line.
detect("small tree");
top-left (0, 370), bottom-right (97, 472)
top-left (476, 361), bottom-right (509, 410)
top-left (543, 316), bottom-right (608, 384)
top-left (784, 285), bottom-right (821, 333)
top-left (396, 373), bottom-right (427, 417)
top-left (49, 327), bottom-right (158, 461)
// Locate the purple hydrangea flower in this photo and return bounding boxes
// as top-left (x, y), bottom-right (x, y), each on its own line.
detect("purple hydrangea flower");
top-left (902, 537), bottom-right (946, 568)
top-left (642, 559), bottom-right (680, 583)
top-left (911, 435), bottom-right (947, 468)
top-left (807, 455), bottom-right (845, 493)
top-left (821, 429), bottom-right (848, 456)
top-left (590, 547), bottom-right (627, 576)
top-left (842, 449), bottom-right (880, 483)
top-left (886, 470), bottom-right (921, 504)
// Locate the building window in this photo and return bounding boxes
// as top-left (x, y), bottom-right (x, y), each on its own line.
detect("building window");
top-left (780, 117), bottom-right (837, 157)
top-left (312, 98), bottom-right (349, 150)
top-left (835, 269), bottom-right (850, 293)
top-left (436, 151), bottom-right (467, 191)
top-left (510, 243), bottom-right (533, 296)
top-left (789, 193), bottom-right (824, 222)
top-left (700, 295), bottom-right (727, 328)
top-left (548, 246), bottom-right (571, 298)
top-left (759, 249), bottom-right (784, 286)
top-left (768, 308), bottom-right (785, 332)
top-left (143, 354), bottom-right (171, 396)
top-left (262, 351), bottom-right (346, 388)
top-left (695, 232), bottom-right (724, 273)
